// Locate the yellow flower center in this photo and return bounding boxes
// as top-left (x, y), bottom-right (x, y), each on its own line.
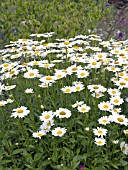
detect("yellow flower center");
top-left (114, 99), bottom-right (119, 103)
top-left (44, 64), bottom-right (49, 67)
top-left (57, 75), bottom-right (62, 78)
top-left (29, 73), bottom-right (34, 76)
top-left (97, 141), bottom-right (102, 145)
top-left (33, 61), bottom-right (38, 65)
top-left (76, 87), bottom-right (80, 91)
top-left (17, 109), bottom-right (24, 113)
top-left (59, 111), bottom-right (66, 115)
top-left (117, 118), bottom-right (124, 122)
top-left (57, 130), bottom-right (62, 135)
top-left (111, 67), bottom-right (115, 71)
top-left (73, 46), bottom-right (79, 49)
top-left (124, 78), bottom-right (128, 81)
top-left (81, 73), bottom-right (85, 76)
top-left (46, 76), bottom-right (52, 80)
top-left (37, 133), bottom-right (43, 137)
top-left (120, 82), bottom-right (126, 85)
top-left (111, 90), bottom-right (116, 94)
top-left (103, 105), bottom-right (109, 109)
top-left (98, 55), bottom-right (103, 58)
top-left (64, 41), bottom-right (70, 45)
top-left (81, 108), bottom-right (86, 111)
top-left (0, 104), bottom-right (4, 106)
top-left (93, 86), bottom-right (99, 89)
top-left (114, 62), bottom-right (119, 64)
top-left (43, 43), bottom-right (48, 46)
top-left (98, 130), bottom-right (103, 134)
top-left (119, 72), bottom-right (124, 76)
top-left (72, 67), bottom-right (78, 71)
top-left (92, 62), bottom-right (97, 65)
top-left (65, 89), bottom-right (71, 93)
top-left (119, 53), bottom-right (124, 56)
top-left (9, 70), bottom-right (15, 74)
top-left (45, 115), bottom-right (50, 119)
top-left (46, 122), bottom-right (51, 126)
top-left (103, 120), bottom-right (107, 123)
top-left (4, 63), bottom-right (9, 67)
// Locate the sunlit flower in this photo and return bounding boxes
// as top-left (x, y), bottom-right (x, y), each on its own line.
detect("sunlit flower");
top-left (55, 108), bottom-right (71, 118)
top-left (88, 59), bottom-right (101, 68)
top-left (11, 106), bottom-right (30, 118)
top-left (123, 130), bottom-right (128, 135)
top-left (39, 63), bottom-right (55, 69)
top-left (87, 84), bottom-right (106, 93)
top-left (78, 104), bottom-right (91, 113)
top-left (73, 84), bottom-right (84, 92)
top-left (91, 92), bottom-right (104, 98)
top-left (40, 111), bottom-right (54, 122)
top-left (120, 142), bottom-right (128, 155)
top-left (24, 69), bottom-right (39, 79)
top-left (98, 101), bottom-right (113, 111)
top-left (84, 127), bottom-right (90, 131)
top-left (32, 131), bottom-right (46, 139)
top-left (72, 101), bottom-right (84, 108)
top-left (52, 127), bottom-right (67, 137)
top-left (93, 127), bottom-right (107, 138)
top-left (76, 70), bottom-right (89, 78)
top-left (6, 98), bottom-right (14, 104)
top-left (0, 100), bottom-right (7, 107)
top-left (25, 88), bottom-right (34, 94)
top-left (114, 79), bottom-right (128, 89)
top-left (61, 86), bottom-right (74, 93)
top-left (94, 137), bottom-right (106, 146)
top-left (107, 88), bottom-right (121, 96)
top-left (112, 140), bottom-right (119, 144)
top-left (109, 113), bottom-right (128, 126)
top-left (106, 66), bottom-right (121, 72)
top-left (39, 76), bottom-right (56, 83)
top-left (66, 64), bottom-right (82, 75)
top-left (110, 108), bottom-right (121, 114)
top-left (5, 85), bottom-right (16, 91)
top-left (110, 96), bottom-right (124, 105)
top-left (39, 82), bottom-right (52, 88)
top-left (54, 71), bottom-right (67, 79)
top-left (98, 116), bottom-right (110, 125)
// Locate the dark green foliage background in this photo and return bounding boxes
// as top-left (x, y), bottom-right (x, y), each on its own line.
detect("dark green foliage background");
top-left (0, 0), bottom-right (108, 48)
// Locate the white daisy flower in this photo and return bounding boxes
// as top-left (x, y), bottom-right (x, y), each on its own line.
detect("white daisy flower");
top-left (52, 127), bottom-right (67, 137)
top-left (24, 69), bottom-right (39, 79)
top-left (94, 137), bottom-right (106, 146)
top-left (55, 108), bottom-right (71, 118)
top-left (120, 142), bottom-right (128, 155)
top-left (32, 131), bottom-right (46, 139)
top-left (72, 101), bottom-right (84, 108)
top-left (11, 106), bottom-right (30, 118)
top-left (25, 88), bottom-right (34, 94)
top-left (98, 116), bottom-right (110, 125)
top-left (98, 101), bottom-right (113, 111)
top-left (110, 96), bottom-right (124, 106)
top-left (78, 104), bottom-right (91, 113)
top-left (110, 113), bottom-right (128, 126)
top-left (93, 127), bottom-right (107, 138)
top-left (61, 86), bottom-right (74, 93)
top-left (40, 111), bottom-right (54, 122)
top-left (107, 88), bottom-right (121, 96)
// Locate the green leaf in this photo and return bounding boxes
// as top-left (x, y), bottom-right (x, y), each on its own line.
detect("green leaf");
top-left (12, 149), bottom-right (25, 155)
top-left (0, 160), bottom-right (12, 164)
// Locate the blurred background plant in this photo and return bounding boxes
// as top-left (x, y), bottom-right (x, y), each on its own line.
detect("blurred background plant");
top-left (0, 0), bottom-right (109, 49)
